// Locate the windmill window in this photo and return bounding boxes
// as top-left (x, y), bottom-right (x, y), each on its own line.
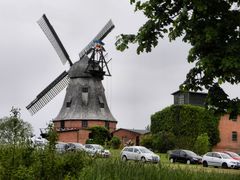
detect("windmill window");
top-left (82, 120), bottom-right (88, 128)
top-left (232, 131), bottom-right (237, 141)
top-left (98, 96), bottom-right (104, 108)
top-left (66, 99), bottom-right (72, 108)
top-left (82, 87), bottom-right (88, 93)
top-left (60, 121), bottom-right (65, 130)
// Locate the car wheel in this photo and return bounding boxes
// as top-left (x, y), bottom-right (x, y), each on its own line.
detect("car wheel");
top-left (203, 161), bottom-right (208, 167)
top-left (222, 162), bottom-right (228, 169)
top-left (141, 157), bottom-right (146, 163)
top-left (122, 155), bottom-right (127, 162)
top-left (170, 158), bottom-right (175, 163)
top-left (186, 160), bottom-right (191, 165)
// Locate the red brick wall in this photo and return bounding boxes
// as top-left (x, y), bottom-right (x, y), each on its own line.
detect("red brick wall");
top-left (112, 129), bottom-right (142, 146)
top-left (58, 129), bottom-right (91, 144)
top-left (54, 119), bottom-right (117, 143)
top-left (54, 120), bottom-right (117, 132)
top-left (213, 114), bottom-right (240, 152)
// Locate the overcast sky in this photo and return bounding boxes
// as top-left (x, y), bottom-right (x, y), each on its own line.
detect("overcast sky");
top-left (0, 0), bottom-right (239, 136)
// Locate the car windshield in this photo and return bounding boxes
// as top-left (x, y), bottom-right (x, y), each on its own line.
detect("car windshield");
top-left (221, 153), bottom-right (231, 159)
top-left (183, 150), bottom-right (197, 156)
top-left (227, 152), bottom-right (240, 158)
top-left (139, 147), bottom-right (152, 154)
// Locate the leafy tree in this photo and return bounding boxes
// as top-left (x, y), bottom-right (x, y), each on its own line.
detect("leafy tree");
top-left (116, 0), bottom-right (240, 116)
top-left (87, 126), bottom-right (111, 145)
top-left (151, 104), bottom-right (220, 149)
top-left (0, 107), bottom-right (33, 144)
top-left (193, 133), bottom-right (210, 155)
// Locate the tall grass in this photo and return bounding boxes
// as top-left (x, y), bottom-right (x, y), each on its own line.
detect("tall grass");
top-left (79, 158), bottom-right (240, 180)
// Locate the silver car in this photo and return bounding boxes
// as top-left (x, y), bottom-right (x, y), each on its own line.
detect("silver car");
top-left (84, 144), bottom-right (111, 157)
top-left (120, 146), bottom-right (160, 163)
top-left (202, 152), bottom-right (240, 169)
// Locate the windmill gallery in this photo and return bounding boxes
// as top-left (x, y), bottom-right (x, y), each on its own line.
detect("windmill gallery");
top-left (26, 14), bottom-right (117, 143)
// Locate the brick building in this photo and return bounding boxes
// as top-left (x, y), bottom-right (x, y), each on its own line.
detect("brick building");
top-left (213, 114), bottom-right (240, 152)
top-left (112, 128), bottom-right (150, 146)
top-left (172, 90), bottom-right (240, 152)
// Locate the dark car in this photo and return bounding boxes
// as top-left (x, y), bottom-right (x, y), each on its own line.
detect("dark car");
top-left (169, 149), bottom-right (202, 164)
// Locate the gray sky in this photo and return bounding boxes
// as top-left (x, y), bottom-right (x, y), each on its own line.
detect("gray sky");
top-left (1, 0), bottom-right (238, 136)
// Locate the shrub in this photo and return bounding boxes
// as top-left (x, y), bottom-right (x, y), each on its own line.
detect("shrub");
top-left (193, 133), bottom-right (210, 155)
top-left (152, 131), bottom-right (175, 153)
top-left (110, 136), bottom-right (121, 149)
top-left (140, 134), bottom-right (153, 149)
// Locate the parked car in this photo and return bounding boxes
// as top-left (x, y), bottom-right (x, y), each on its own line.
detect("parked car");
top-left (223, 151), bottom-right (240, 161)
top-left (169, 149), bottom-right (202, 164)
top-left (202, 152), bottom-right (240, 169)
top-left (67, 143), bottom-right (85, 151)
top-left (84, 144), bottom-right (111, 157)
top-left (120, 146), bottom-right (160, 163)
top-left (55, 142), bottom-right (69, 153)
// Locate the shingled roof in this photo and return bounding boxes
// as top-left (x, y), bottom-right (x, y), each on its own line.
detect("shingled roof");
top-left (113, 128), bottom-right (150, 135)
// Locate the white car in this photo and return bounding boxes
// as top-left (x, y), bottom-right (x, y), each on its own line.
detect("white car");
top-left (84, 144), bottom-right (111, 157)
top-left (120, 146), bottom-right (160, 163)
top-left (67, 143), bottom-right (85, 151)
top-left (202, 152), bottom-right (240, 169)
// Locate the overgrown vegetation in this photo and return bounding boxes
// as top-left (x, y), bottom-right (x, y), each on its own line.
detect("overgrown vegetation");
top-left (147, 104), bottom-right (220, 152)
top-left (0, 144), bottom-right (92, 179)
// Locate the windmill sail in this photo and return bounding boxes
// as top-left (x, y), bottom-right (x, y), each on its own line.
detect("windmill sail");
top-left (26, 71), bottom-right (69, 115)
top-left (37, 14), bottom-right (73, 66)
top-left (79, 19), bottom-right (115, 59)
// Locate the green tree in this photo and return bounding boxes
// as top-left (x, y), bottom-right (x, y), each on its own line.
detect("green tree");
top-left (193, 133), bottom-right (210, 155)
top-left (87, 126), bottom-right (111, 145)
top-left (116, 0), bottom-right (240, 116)
top-left (0, 107), bottom-right (33, 144)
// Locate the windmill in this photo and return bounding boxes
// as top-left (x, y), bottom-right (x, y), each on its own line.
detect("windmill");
top-left (26, 14), bottom-right (117, 142)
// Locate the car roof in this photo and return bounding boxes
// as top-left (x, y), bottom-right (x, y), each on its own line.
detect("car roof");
top-left (124, 146), bottom-right (145, 149)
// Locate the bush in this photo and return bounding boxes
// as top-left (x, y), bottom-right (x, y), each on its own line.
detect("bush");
top-left (110, 136), bottom-right (121, 149)
top-left (152, 131), bottom-right (175, 153)
top-left (140, 134), bottom-right (153, 149)
top-left (193, 133), bottom-right (210, 155)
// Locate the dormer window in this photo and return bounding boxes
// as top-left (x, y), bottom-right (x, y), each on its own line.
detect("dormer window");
top-left (66, 99), bottom-right (72, 108)
top-left (82, 87), bottom-right (88, 93)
